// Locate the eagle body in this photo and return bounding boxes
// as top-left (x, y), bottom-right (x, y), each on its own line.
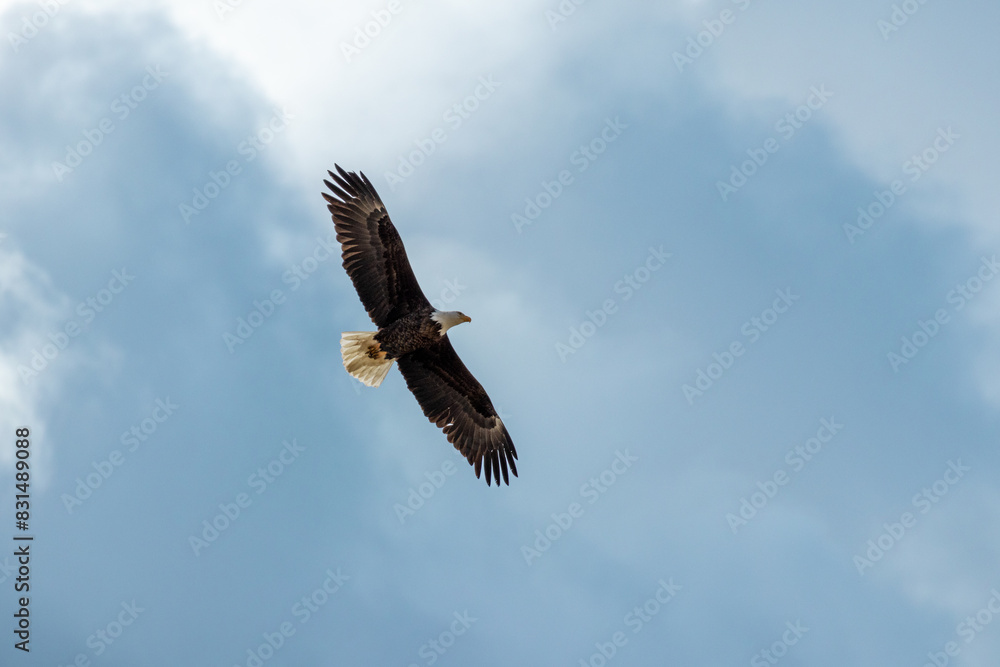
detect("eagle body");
top-left (322, 165), bottom-right (518, 486)
top-left (373, 308), bottom-right (442, 359)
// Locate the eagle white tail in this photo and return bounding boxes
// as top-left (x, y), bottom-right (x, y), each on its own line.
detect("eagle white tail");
top-left (341, 332), bottom-right (394, 387)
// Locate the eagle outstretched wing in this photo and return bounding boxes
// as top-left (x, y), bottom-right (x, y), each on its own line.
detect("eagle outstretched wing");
top-left (322, 165), bottom-right (431, 326)
top-left (396, 338), bottom-right (518, 486)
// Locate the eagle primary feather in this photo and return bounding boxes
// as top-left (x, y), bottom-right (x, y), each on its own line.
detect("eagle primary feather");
top-left (322, 165), bottom-right (518, 486)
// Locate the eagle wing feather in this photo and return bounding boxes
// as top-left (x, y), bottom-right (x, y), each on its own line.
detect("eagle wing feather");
top-left (322, 165), bottom-right (430, 326)
top-left (396, 338), bottom-right (518, 486)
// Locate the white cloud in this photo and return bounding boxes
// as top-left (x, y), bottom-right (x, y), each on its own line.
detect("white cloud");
top-left (0, 243), bottom-right (68, 483)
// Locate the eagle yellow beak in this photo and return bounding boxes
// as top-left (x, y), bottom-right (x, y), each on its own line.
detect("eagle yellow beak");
top-left (460, 314), bottom-right (472, 323)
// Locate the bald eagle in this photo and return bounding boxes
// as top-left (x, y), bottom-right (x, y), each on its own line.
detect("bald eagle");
top-left (322, 165), bottom-right (518, 486)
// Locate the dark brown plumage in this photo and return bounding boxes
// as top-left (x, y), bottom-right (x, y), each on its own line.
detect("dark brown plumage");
top-left (322, 165), bottom-right (518, 486)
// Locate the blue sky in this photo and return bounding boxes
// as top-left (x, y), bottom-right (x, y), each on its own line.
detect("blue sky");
top-left (2, 0), bottom-right (1000, 665)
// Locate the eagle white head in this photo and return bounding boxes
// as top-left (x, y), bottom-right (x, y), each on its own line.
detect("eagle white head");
top-left (431, 310), bottom-right (472, 336)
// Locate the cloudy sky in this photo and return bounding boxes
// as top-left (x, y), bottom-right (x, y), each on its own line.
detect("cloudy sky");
top-left (2, 0), bottom-right (1000, 665)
